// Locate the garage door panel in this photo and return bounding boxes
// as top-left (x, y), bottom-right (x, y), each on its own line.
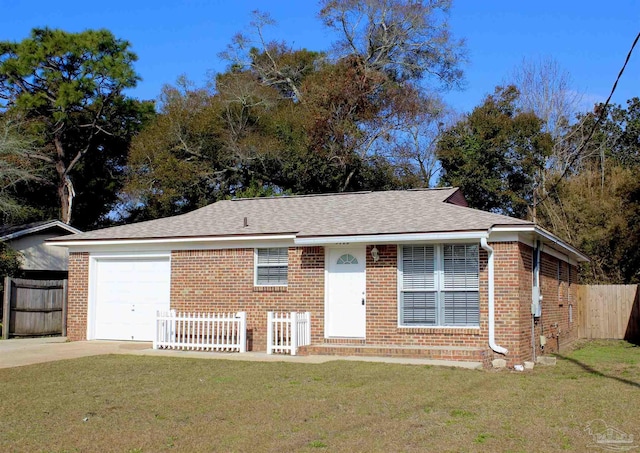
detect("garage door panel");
top-left (93, 257), bottom-right (170, 341)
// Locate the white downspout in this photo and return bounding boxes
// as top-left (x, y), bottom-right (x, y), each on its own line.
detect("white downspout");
top-left (481, 237), bottom-right (508, 355)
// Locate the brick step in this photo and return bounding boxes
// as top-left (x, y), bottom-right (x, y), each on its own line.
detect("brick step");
top-left (298, 343), bottom-right (487, 362)
top-left (322, 338), bottom-right (367, 345)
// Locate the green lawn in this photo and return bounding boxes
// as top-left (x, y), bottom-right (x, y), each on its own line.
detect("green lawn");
top-left (1, 341), bottom-right (639, 452)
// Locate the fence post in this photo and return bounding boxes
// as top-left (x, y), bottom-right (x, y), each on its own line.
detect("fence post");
top-left (290, 311), bottom-right (298, 355)
top-left (61, 279), bottom-right (68, 337)
top-left (237, 312), bottom-right (247, 353)
top-left (266, 311), bottom-right (274, 354)
top-left (170, 309), bottom-right (176, 349)
top-left (305, 312), bottom-right (311, 346)
top-left (2, 276), bottom-right (11, 340)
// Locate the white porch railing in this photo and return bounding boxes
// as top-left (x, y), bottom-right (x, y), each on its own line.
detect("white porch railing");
top-left (266, 311), bottom-right (311, 355)
top-left (154, 310), bottom-right (247, 352)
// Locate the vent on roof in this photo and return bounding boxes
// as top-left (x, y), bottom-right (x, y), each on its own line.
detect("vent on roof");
top-left (243, 217), bottom-right (248, 227)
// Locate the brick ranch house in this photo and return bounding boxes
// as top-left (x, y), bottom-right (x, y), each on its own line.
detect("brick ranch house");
top-left (50, 188), bottom-right (588, 367)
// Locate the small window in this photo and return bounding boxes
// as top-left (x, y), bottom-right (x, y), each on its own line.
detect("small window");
top-left (255, 248), bottom-right (288, 286)
top-left (337, 254), bottom-right (358, 264)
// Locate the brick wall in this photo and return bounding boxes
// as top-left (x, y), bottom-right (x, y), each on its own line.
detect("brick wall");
top-left (491, 242), bottom-right (525, 365)
top-left (65, 242), bottom-right (578, 364)
top-left (170, 247), bottom-right (325, 351)
top-left (534, 250), bottom-right (579, 356)
top-left (67, 252), bottom-right (89, 341)
top-left (499, 243), bottom-right (580, 364)
top-left (517, 243), bottom-right (534, 363)
top-left (365, 245), bottom-right (488, 350)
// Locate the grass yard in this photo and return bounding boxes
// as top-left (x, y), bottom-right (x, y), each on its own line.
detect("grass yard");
top-left (0, 341), bottom-right (639, 453)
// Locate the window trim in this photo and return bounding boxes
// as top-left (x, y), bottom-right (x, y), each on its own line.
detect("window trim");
top-left (397, 243), bottom-right (480, 328)
top-left (254, 247), bottom-right (289, 287)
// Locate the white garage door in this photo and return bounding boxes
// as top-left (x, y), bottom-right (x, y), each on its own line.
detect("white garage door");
top-left (94, 257), bottom-right (170, 341)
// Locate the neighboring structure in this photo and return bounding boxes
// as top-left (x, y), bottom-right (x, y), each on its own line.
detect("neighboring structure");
top-left (50, 189), bottom-right (588, 366)
top-left (1, 220), bottom-right (81, 279)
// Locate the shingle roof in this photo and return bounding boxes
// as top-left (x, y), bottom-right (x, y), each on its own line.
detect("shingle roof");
top-left (51, 188), bottom-right (533, 242)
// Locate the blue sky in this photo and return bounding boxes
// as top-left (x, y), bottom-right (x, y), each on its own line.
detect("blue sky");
top-left (2, 0), bottom-right (638, 113)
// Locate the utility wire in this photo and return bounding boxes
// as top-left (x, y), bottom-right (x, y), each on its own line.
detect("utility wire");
top-left (536, 30), bottom-right (640, 208)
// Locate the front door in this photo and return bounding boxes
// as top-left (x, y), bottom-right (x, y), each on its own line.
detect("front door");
top-left (326, 247), bottom-right (366, 338)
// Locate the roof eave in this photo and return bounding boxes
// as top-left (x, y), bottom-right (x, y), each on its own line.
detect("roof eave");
top-left (1, 220), bottom-right (82, 241)
top-left (294, 230), bottom-right (490, 246)
top-left (490, 225), bottom-right (589, 262)
top-left (48, 233), bottom-right (298, 247)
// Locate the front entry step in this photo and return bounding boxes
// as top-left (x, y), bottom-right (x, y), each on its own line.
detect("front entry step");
top-left (298, 343), bottom-right (487, 363)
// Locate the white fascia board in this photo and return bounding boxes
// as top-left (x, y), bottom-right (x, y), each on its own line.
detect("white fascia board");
top-left (2, 220), bottom-right (82, 241)
top-left (486, 230), bottom-right (522, 243)
top-left (294, 231), bottom-right (488, 246)
top-left (489, 225), bottom-right (536, 234)
top-left (51, 234), bottom-right (296, 249)
top-left (90, 251), bottom-right (171, 259)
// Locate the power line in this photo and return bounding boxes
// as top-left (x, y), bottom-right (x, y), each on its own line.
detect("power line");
top-left (536, 30), bottom-right (640, 208)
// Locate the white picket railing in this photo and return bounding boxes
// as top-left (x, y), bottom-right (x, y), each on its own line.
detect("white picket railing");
top-left (266, 311), bottom-right (311, 355)
top-left (154, 310), bottom-right (247, 352)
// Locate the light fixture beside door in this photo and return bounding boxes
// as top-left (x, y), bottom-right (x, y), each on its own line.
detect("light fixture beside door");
top-left (371, 245), bottom-right (379, 262)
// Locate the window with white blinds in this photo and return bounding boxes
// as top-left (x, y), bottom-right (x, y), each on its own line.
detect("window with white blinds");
top-left (255, 248), bottom-right (288, 286)
top-left (400, 244), bottom-right (479, 327)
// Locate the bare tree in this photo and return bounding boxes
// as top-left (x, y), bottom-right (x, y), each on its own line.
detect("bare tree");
top-left (219, 11), bottom-right (323, 102)
top-left (508, 57), bottom-right (599, 219)
top-left (511, 57), bottom-right (582, 137)
top-left (320, 0), bottom-right (466, 87)
top-left (509, 57), bottom-right (602, 175)
top-left (387, 95), bottom-right (452, 186)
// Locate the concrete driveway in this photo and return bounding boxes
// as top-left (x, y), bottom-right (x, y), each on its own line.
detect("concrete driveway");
top-left (0, 337), bottom-right (482, 369)
top-left (0, 337), bottom-right (150, 369)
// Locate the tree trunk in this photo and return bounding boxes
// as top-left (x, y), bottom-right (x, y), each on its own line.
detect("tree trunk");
top-left (54, 136), bottom-right (74, 224)
top-left (57, 179), bottom-right (72, 224)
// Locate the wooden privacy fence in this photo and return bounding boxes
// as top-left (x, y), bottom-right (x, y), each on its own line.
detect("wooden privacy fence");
top-left (267, 311), bottom-right (311, 355)
top-left (154, 310), bottom-right (247, 352)
top-left (2, 277), bottom-right (67, 339)
top-left (578, 284), bottom-right (640, 341)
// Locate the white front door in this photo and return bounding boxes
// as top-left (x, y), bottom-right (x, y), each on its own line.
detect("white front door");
top-left (93, 257), bottom-right (170, 341)
top-left (326, 247), bottom-right (366, 338)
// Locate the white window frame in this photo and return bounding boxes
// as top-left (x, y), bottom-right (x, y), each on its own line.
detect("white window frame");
top-left (254, 247), bottom-right (289, 287)
top-left (397, 243), bottom-right (480, 328)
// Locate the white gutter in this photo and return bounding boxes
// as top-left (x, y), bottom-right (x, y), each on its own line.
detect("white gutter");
top-left (534, 226), bottom-right (590, 262)
top-left (48, 234), bottom-right (297, 247)
top-left (481, 237), bottom-right (508, 355)
top-left (294, 231), bottom-right (488, 246)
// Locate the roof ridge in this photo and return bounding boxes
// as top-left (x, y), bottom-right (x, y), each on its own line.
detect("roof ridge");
top-left (230, 187), bottom-right (457, 202)
top-left (230, 191), bottom-right (372, 201)
top-left (407, 187), bottom-right (457, 192)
